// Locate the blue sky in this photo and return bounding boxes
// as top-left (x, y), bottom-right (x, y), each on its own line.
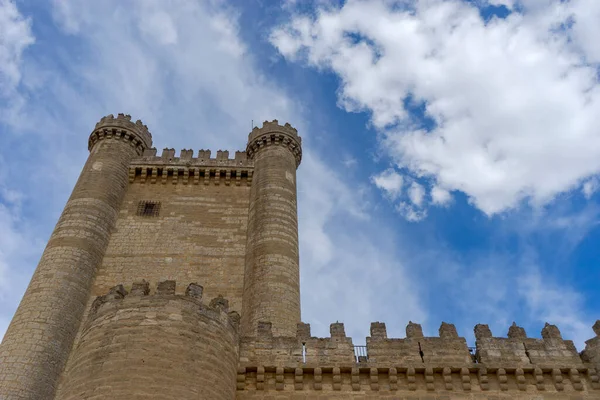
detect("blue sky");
top-left (1, 0), bottom-right (599, 349)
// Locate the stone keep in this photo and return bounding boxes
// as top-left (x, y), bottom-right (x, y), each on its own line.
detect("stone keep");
top-left (0, 114), bottom-right (599, 400)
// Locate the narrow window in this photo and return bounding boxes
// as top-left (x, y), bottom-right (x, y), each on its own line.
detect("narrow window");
top-left (137, 201), bottom-right (161, 217)
top-left (302, 342), bottom-right (306, 364)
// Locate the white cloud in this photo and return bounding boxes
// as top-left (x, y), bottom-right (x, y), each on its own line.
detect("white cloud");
top-left (518, 265), bottom-right (590, 347)
top-left (271, 0), bottom-right (600, 217)
top-left (0, 0), bottom-right (34, 126)
top-left (137, 8), bottom-right (178, 45)
top-left (408, 181), bottom-right (425, 207)
top-left (431, 185), bottom-right (451, 205)
top-left (371, 168), bottom-right (403, 199)
top-left (0, 0), bottom-right (34, 92)
top-left (396, 201), bottom-right (427, 222)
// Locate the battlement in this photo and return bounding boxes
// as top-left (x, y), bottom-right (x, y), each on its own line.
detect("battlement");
top-left (129, 148), bottom-right (253, 186)
top-left (246, 119), bottom-right (302, 167)
top-left (88, 280), bottom-right (240, 330)
top-left (240, 320), bottom-right (599, 368)
top-left (236, 320), bottom-right (600, 395)
top-left (366, 321), bottom-right (472, 366)
top-left (474, 322), bottom-right (583, 368)
top-left (89, 113), bottom-right (153, 153)
top-left (582, 320), bottom-right (600, 365)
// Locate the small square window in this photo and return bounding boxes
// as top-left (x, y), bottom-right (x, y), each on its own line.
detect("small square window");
top-left (137, 201), bottom-right (161, 217)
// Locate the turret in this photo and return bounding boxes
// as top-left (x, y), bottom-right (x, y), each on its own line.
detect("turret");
top-left (241, 120), bottom-right (302, 337)
top-left (0, 114), bottom-right (152, 399)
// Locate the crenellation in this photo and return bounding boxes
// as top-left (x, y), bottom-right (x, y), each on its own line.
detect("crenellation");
top-left (370, 322), bottom-right (387, 339)
top-left (508, 321), bottom-right (527, 339)
top-left (474, 323), bottom-right (493, 339)
top-left (246, 119), bottom-right (302, 167)
top-left (185, 282), bottom-right (203, 299)
top-left (130, 147), bottom-right (253, 186)
top-left (180, 149), bottom-right (193, 160)
top-left (582, 320), bottom-right (600, 367)
top-left (131, 280), bottom-right (150, 296)
top-left (439, 321), bottom-right (459, 339)
top-left (157, 279), bottom-right (176, 295)
top-left (475, 322), bottom-right (583, 368)
top-left (297, 322), bottom-right (311, 339)
top-left (367, 322), bottom-right (472, 366)
top-left (542, 322), bottom-right (563, 339)
top-left (137, 147), bottom-right (250, 165)
top-left (89, 113), bottom-right (152, 154)
top-left (330, 322), bottom-right (346, 337)
top-left (406, 321), bottom-right (424, 338)
top-left (161, 148), bottom-right (176, 160)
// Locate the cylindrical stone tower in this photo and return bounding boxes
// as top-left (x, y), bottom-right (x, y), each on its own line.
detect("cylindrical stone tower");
top-left (241, 119), bottom-right (302, 337)
top-left (0, 114), bottom-right (152, 399)
top-left (56, 281), bottom-right (240, 400)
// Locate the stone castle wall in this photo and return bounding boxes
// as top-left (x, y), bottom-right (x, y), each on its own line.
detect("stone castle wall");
top-left (56, 281), bottom-right (240, 400)
top-left (93, 147), bottom-right (252, 314)
top-left (235, 320), bottom-right (600, 399)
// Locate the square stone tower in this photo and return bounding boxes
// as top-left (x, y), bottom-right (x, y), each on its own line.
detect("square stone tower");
top-left (0, 114), bottom-right (302, 399)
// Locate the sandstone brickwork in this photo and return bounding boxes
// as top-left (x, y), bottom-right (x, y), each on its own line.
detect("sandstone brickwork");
top-left (236, 321), bottom-right (600, 399)
top-left (55, 281), bottom-right (239, 400)
top-left (241, 121), bottom-right (302, 338)
top-left (0, 114), bottom-right (598, 399)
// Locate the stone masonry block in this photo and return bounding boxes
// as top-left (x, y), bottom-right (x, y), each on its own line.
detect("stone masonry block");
top-left (439, 322), bottom-right (458, 339)
top-left (406, 321), bottom-right (424, 338)
top-left (130, 281), bottom-right (150, 296)
top-left (330, 322), bottom-right (346, 337)
top-left (370, 322), bottom-right (387, 339)
top-left (474, 324), bottom-right (492, 340)
top-left (185, 283), bottom-right (203, 299)
top-left (106, 284), bottom-right (127, 300)
top-left (157, 280), bottom-right (176, 295)
top-left (542, 322), bottom-right (562, 339)
top-left (297, 322), bottom-right (311, 339)
top-left (209, 295), bottom-right (229, 312)
top-left (508, 322), bottom-right (527, 339)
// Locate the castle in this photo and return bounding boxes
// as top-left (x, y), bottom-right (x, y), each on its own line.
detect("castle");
top-left (0, 113), bottom-right (599, 399)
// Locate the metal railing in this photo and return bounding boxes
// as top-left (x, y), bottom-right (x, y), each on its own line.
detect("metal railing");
top-left (354, 345), bottom-right (368, 362)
